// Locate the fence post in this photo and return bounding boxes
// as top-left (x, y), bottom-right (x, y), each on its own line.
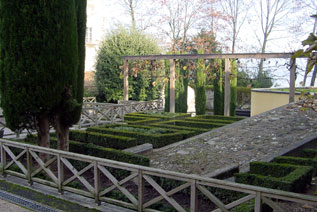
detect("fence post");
top-left (190, 180), bottom-right (198, 212)
top-left (289, 58), bottom-right (296, 103)
top-left (124, 59), bottom-right (129, 101)
top-left (94, 161), bottom-right (101, 205)
top-left (26, 147), bottom-right (32, 185)
top-left (0, 142), bottom-right (6, 177)
top-left (138, 169), bottom-right (144, 212)
top-left (224, 58), bottom-right (231, 116)
top-left (255, 192), bottom-right (262, 212)
top-left (57, 153), bottom-right (64, 194)
top-left (169, 59), bottom-right (176, 113)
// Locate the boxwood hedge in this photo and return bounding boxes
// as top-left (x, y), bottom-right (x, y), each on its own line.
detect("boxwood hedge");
top-left (273, 156), bottom-right (317, 175)
top-left (235, 162), bottom-right (314, 193)
top-left (87, 125), bottom-right (193, 148)
top-left (69, 130), bottom-right (137, 149)
top-left (23, 135), bottom-right (149, 167)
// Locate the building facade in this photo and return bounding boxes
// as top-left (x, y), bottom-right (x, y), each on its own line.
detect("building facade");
top-left (85, 0), bottom-right (107, 73)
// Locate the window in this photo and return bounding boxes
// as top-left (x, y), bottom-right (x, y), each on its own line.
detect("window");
top-left (86, 27), bottom-right (93, 43)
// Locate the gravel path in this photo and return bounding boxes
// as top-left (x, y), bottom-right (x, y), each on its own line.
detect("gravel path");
top-left (149, 102), bottom-right (317, 175)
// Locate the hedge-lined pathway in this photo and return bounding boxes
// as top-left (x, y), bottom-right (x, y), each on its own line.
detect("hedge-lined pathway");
top-left (149, 101), bottom-right (317, 176)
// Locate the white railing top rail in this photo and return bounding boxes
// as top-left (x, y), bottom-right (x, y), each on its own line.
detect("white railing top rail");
top-left (1, 138), bottom-right (316, 205)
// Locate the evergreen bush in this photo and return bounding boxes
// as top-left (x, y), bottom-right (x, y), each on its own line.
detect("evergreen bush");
top-left (95, 27), bottom-right (162, 102)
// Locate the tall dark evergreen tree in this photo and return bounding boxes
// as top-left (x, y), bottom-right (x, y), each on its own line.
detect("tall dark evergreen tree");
top-left (195, 50), bottom-right (206, 115)
top-left (0, 0), bottom-right (86, 150)
top-left (213, 59), bottom-right (224, 115)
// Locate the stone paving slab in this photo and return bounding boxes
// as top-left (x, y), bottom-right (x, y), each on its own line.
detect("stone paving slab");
top-left (149, 102), bottom-right (317, 175)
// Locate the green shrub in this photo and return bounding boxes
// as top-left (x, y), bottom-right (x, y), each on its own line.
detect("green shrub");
top-left (112, 126), bottom-right (168, 135)
top-left (125, 112), bottom-right (190, 121)
top-left (195, 86), bottom-right (206, 115)
top-left (194, 114), bottom-right (244, 121)
top-left (95, 27), bottom-right (162, 102)
top-left (123, 116), bottom-right (160, 125)
top-left (185, 117), bottom-right (235, 124)
top-left (69, 130), bottom-right (137, 149)
top-left (87, 125), bottom-right (192, 148)
top-left (301, 149), bottom-right (317, 160)
top-left (235, 162), bottom-right (314, 193)
top-left (273, 156), bottom-right (317, 174)
top-left (150, 123), bottom-right (208, 136)
top-left (68, 140), bottom-right (149, 166)
top-left (157, 120), bottom-right (225, 129)
top-left (21, 136), bottom-right (149, 167)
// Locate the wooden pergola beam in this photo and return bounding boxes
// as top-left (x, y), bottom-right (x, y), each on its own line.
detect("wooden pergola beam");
top-left (224, 59), bottom-right (231, 116)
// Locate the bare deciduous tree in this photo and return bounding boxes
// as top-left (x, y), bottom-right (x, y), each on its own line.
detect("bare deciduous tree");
top-left (217, 0), bottom-right (252, 53)
top-left (255, 0), bottom-right (290, 74)
top-left (118, 0), bottom-right (142, 29)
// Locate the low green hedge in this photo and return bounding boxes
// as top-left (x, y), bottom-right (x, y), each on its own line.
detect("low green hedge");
top-left (123, 116), bottom-right (160, 125)
top-left (150, 122), bottom-right (209, 136)
top-left (273, 156), bottom-right (317, 175)
top-left (194, 114), bottom-right (245, 121)
top-left (185, 117), bottom-right (235, 124)
top-left (22, 135), bottom-right (149, 167)
top-left (87, 125), bottom-right (193, 148)
top-left (301, 148), bottom-right (317, 160)
top-left (235, 162), bottom-right (314, 193)
top-left (156, 120), bottom-right (226, 130)
top-left (124, 112), bottom-right (191, 121)
top-left (69, 130), bottom-right (137, 150)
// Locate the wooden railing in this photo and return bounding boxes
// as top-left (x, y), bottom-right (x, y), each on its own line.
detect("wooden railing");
top-left (78, 99), bottom-right (163, 127)
top-left (0, 139), bottom-right (316, 212)
top-left (83, 97), bottom-right (97, 103)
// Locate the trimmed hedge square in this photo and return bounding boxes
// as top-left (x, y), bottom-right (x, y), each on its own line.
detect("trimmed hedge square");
top-left (185, 117), bottom-right (235, 124)
top-left (273, 156), bottom-right (317, 175)
top-left (124, 112), bottom-right (191, 121)
top-left (123, 115), bottom-right (161, 125)
top-left (235, 162), bottom-right (314, 193)
top-left (155, 120), bottom-right (226, 130)
top-left (69, 130), bottom-right (137, 150)
top-left (301, 148), bottom-right (317, 160)
top-left (22, 135), bottom-right (149, 167)
top-left (87, 124), bottom-right (194, 148)
top-left (149, 122), bottom-right (209, 136)
top-left (194, 114), bottom-right (245, 121)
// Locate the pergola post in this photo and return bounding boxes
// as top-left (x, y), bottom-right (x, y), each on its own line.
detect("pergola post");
top-left (123, 59), bottom-right (129, 101)
top-left (169, 59), bottom-right (176, 113)
top-left (224, 58), bottom-right (231, 116)
top-left (289, 58), bottom-right (296, 103)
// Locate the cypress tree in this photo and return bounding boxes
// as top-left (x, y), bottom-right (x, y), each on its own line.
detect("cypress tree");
top-left (195, 50), bottom-right (206, 115)
top-left (213, 59), bottom-right (224, 115)
top-left (0, 0), bottom-right (86, 150)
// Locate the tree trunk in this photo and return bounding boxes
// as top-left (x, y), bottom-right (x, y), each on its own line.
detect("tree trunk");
top-left (55, 115), bottom-right (69, 151)
top-left (37, 115), bottom-right (50, 161)
top-left (310, 65), bottom-right (317, 86)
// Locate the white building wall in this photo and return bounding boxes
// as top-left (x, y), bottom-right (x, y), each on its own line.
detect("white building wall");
top-left (85, 0), bottom-right (107, 72)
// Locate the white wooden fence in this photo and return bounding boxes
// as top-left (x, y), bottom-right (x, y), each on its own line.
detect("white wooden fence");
top-left (78, 99), bottom-right (163, 128)
top-left (0, 139), bottom-right (316, 212)
top-left (83, 97), bottom-right (97, 103)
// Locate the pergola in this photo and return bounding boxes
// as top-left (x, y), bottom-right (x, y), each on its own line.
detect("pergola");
top-left (122, 53), bottom-right (297, 116)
